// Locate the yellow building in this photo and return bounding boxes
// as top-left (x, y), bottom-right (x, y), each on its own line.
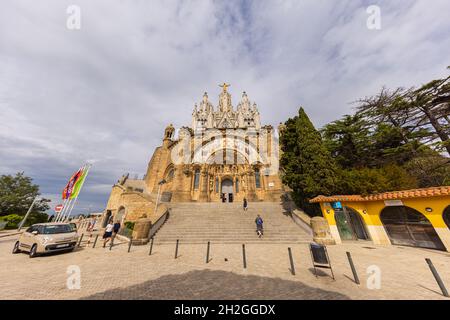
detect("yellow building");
top-left (310, 186), bottom-right (450, 252)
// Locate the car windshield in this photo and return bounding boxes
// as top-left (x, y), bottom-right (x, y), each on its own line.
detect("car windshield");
top-left (42, 225), bottom-right (73, 234)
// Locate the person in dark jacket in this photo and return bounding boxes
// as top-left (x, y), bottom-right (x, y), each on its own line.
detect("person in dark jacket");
top-left (112, 220), bottom-right (121, 238)
top-left (243, 198), bottom-right (248, 211)
top-left (255, 215), bottom-right (264, 238)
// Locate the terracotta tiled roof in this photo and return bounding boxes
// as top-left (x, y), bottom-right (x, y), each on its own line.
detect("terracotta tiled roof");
top-left (309, 186), bottom-right (450, 203)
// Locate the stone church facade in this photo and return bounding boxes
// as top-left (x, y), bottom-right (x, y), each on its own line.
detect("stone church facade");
top-left (105, 84), bottom-right (286, 223)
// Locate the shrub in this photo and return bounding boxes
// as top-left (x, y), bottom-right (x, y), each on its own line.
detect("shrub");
top-left (0, 214), bottom-right (23, 229)
top-left (124, 221), bottom-right (135, 230)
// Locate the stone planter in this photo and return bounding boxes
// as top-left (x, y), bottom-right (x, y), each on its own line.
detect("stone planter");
top-left (131, 218), bottom-right (152, 245)
top-left (311, 216), bottom-right (336, 245)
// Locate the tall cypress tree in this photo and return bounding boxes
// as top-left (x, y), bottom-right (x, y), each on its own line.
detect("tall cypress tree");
top-left (280, 107), bottom-right (338, 215)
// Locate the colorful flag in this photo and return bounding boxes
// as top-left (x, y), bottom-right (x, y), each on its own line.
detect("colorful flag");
top-left (62, 168), bottom-right (83, 200)
top-left (69, 168), bottom-right (88, 199)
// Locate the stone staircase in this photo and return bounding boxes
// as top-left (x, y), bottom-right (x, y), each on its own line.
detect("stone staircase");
top-left (153, 202), bottom-right (312, 244)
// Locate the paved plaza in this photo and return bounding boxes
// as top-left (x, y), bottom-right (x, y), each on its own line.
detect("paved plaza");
top-left (0, 232), bottom-right (449, 300)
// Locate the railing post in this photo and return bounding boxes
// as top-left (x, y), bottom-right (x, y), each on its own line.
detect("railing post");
top-left (206, 241), bottom-right (210, 264)
top-left (346, 251), bottom-right (360, 284)
top-left (127, 238), bottom-right (132, 253)
top-left (426, 258), bottom-right (449, 297)
top-left (77, 233), bottom-right (84, 247)
top-left (93, 234), bottom-right (99, 248)
top-left (175, 239), bottom-right (179, 259)
top-left (288, 247), bottom-right (295, 276)
top-left (149, 237), bottom-right (154, 256)
top-left (87, 234), bottom-right (92, 246)
top-left (242, 244), bottom-right (247, 269)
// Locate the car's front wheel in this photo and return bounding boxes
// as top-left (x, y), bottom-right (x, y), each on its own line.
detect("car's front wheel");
top-left (12, 241), bottom-right (21, 254)
top-left (29, 244), bottom-right (38, 258)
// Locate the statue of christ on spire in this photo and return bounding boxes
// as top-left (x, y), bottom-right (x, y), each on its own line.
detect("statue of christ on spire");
top-left (219, 82), bottom-right (230, 93)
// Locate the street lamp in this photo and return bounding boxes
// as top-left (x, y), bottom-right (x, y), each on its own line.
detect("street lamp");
top-left (154, 179), bottom-right (167, 214)
top-left (17, 196), bottom-right (40, 231)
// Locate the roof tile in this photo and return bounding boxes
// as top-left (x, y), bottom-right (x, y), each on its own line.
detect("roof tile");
top-left (309, 186), bottom-right (450, 203)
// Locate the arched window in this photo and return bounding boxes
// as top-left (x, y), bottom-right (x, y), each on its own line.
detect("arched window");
top-left (193, 169), bottom-right (200, 190)
top-left (166, 168), bottom-right (175, 181)
top-left (215, 177), bottom-right (219, 193)
top-left (236, 178), bottom-right (239, 193)
top-left (255, 169), bottom-right (261, 188)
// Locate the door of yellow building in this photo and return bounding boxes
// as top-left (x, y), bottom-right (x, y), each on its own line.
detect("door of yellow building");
top-left (380, 206), bottom-right (445, 251)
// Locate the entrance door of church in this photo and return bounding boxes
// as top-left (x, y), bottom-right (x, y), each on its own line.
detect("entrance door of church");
top-left (221, 179), bottom-right (233, 203)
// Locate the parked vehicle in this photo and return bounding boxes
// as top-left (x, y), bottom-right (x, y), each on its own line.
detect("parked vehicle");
top-left (12, 223), bottom-right (79, 258)
top-left (69, 222), bottom-right (77, 232)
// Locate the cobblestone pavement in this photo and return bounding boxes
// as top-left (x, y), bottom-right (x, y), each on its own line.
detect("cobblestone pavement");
top-left (0, 235), bottom-right (449, 300)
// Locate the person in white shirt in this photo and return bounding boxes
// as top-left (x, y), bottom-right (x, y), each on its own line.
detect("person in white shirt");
top-left (103, 220), bottom-right (114, 247)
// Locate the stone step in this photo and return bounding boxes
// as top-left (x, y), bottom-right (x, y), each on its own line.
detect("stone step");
top-left (155, 232), bottom-right (309, 237)
top-left (154, 239), bottom-right (311, 244)
top-left (153, 202), bottom-right (311, 244)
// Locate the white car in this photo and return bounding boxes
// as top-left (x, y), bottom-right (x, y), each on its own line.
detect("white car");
top-left (12, 223), bottom-right (79, 258)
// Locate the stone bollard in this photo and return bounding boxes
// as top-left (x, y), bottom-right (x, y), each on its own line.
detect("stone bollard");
top-left (311, 216), bottom-right (336, 245)
top-left (131, 218), bottom-right (152, 245)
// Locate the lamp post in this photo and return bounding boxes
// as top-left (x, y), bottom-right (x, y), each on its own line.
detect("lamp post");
top-left (17, 196), bottom-right (40, 231)
top-left (154, 179), bottom-right (167, 215)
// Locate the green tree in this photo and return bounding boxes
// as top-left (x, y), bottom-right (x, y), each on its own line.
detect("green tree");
top-left (408, 74), bottom-right (450, 154)
top-left (336, 164), bottom-right (417, 196)
top-left (403, 152), bottom-right (450, 187)
top-left (322, 114), bottom-right (372, 168)
top-left (280, 107), bottom-right (339, 215)
top-left (356, 68), bottom-right (450, 156)
top-left (0, 172), bottom-right (50, 228)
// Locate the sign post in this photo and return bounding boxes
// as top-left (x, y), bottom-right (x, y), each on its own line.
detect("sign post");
top-left (55, 204), bottom-right (64, 214)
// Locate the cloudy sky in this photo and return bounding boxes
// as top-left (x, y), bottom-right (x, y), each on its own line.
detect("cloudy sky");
top-left (1, 0), bottom-right (449, 215)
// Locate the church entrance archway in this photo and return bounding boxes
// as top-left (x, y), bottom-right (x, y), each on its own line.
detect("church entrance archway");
top-left (380, 206), bottom-right (445, 251)
top-left (221, 179), bottom-right (234, 203)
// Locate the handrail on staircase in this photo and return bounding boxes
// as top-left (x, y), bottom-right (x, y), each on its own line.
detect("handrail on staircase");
top-left (148, 209), bottom-right (170, 239)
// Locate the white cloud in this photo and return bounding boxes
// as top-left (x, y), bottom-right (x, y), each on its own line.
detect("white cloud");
top-left (0, 0), bottom-right (449, 213)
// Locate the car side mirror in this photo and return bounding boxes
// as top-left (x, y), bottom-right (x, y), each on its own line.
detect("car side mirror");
top-left (31, 231), bottom-right (38, 235)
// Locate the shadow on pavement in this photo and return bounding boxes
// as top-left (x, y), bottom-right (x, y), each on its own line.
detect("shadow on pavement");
top-left (81, 269), bottom-right (350, 300)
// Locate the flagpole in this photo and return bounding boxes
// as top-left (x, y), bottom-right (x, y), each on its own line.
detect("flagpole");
top-left (55, 198), bottom-right (70, 222)
top-left (58, 196), bottom-right (75, 222)
top-left (62, 198), bottom-right (76, 222)
top-left (64, 163), bottom-right (91, 222)
top-left (59, 164), bottom-right (86, 222)
top-left (55, 165), bottom-right (85, 222)
top-left (57, 198), bottom-right (73, 222)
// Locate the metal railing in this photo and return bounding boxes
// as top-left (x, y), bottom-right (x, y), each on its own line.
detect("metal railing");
top-left (148, 209), bottom-right (170, 239)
